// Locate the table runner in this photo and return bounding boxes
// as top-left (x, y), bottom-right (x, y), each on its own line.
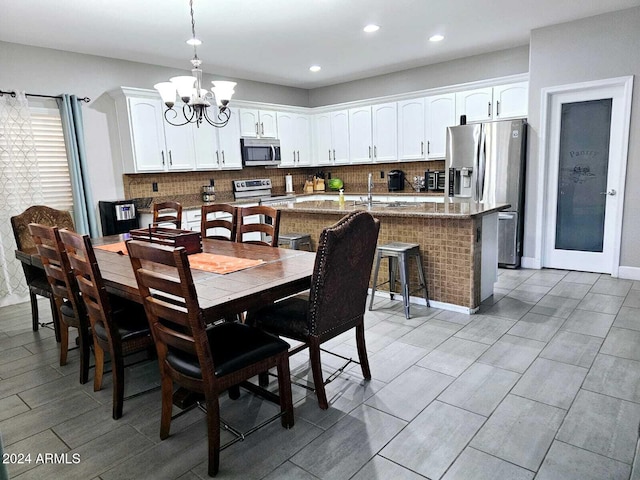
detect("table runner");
top-left (95, 242), bottom-right (264, 274)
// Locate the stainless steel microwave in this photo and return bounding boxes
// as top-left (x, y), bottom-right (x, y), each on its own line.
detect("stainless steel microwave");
top-left (240, 138), bottom-right (281, 167)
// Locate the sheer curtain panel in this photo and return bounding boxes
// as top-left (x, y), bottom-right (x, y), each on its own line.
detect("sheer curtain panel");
top-left (0, 92), bottom-right (45, 305)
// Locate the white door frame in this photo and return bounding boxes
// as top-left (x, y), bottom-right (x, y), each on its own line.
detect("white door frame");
top-left (535, 76), bottom-right (633, 276)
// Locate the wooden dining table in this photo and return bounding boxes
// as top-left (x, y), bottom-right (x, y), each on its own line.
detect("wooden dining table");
top-left (16, 234), bottom-right (317, 323)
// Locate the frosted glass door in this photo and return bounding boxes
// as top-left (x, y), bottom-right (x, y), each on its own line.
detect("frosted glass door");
top-left (555, 99), bottom-right (612, 252)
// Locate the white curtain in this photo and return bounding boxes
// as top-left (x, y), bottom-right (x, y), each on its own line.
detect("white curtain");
top-left (0, 92), bottom-right (45, 306)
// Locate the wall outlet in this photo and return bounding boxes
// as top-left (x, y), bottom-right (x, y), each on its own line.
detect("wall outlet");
top-left (327, 172), bottom-right (332, 179)
top-left (380, 171), bottom-right (385, 179)
top-left (209, 178), bottom-right (215, 186)
top-left (152, 182), bottom-right (158, 192)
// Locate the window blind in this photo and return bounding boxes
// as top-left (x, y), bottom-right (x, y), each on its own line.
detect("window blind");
top-left (29, 107), bottom-right (73, 211)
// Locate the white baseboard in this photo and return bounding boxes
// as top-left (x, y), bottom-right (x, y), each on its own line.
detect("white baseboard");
top-left (368, 289), bottom-right (477, 314)
top-left (521, 257), bottom-right (542, 269)
top-left (618, 266), bottom-right (640, 281)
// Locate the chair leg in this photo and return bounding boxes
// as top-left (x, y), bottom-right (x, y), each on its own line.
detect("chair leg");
top-left (78, 325), bottom-right (91, 385)
top-left (309, 338), bottom-right (328, 410)
top-left (48, 296), bottom-right (61, 343)
top-left (228, 385), bottom-right (241, 400)
top-left (398, 254), bottom-right (410, 319)
top-left (415, 251), bottom-right (430, 307)
top-left (59, 317), bottom-right (69, 366)
top-left (159, 374), bottom-right (174, 440)
top-left (368, 250), bottom-right (382, 311)
top-left (111, 352), bottom-right (125, 420)
top-left (276, 355), bottom-right (294, 428)
top-left (29, 292), bottom-right (39, 331)
top-left (355, 323), bottom-right (371, 380)
top-left (93, 342), bottom-right (104, 392)
top-left (258, 372), bottom-right (270, 387)
top-left (205, 396), bottom-right (221, 477)
top-left (389, 257), bottom-right (397, 300)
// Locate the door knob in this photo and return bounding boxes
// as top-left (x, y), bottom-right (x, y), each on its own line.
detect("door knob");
top-left (599, 189), bottom-right (616, 196)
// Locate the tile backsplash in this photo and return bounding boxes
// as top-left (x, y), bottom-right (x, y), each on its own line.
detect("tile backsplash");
top-left (123, 161), bottom-right (445, 199)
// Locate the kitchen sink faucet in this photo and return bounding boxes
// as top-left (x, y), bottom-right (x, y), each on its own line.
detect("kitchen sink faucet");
top-left (367, 172), bottom-right (374, 206)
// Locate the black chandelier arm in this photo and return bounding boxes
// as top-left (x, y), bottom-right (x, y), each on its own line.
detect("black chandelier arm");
top-left (162, 107), bottom-right (192, 127)
top-left (202, 105), bottom-right (231, 128)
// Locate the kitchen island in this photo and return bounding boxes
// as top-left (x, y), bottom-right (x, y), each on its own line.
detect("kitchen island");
top-left (275, 197), bottom-right (510, 312)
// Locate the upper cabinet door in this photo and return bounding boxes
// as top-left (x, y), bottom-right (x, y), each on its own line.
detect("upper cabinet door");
top-left (258, 110), bottom-right (278, 138)
top-left (493, 82), bottom-right (528, 119)
top-left (128, 97), bottom-right (167, 172)
top-left (294, 114), bottom-right (312, 166)
top-left (397, 98), bottom-right (425, 161)
top-left (239, 109), bottom-right (260, 137)
top-left (372, 102), bottom-right (397, 163)
top-left (456, 87), bottom-right (493, 123)
top-left (163, 109), bottom-right (196, 171)
top-left (276, 112), bottom-right (296, 167)
top-left (194, 121), bottom-right (220, 170)
top-left (313, 113), bottom-right (333, 165)
top-left (331, 110), bottom-right (350, 164)
top-left (349, 107), bottom-right (373, 164)
top-left (217, 108), bottom-right (242, 169)
top-left (425, 93), bottom-right (456, 159)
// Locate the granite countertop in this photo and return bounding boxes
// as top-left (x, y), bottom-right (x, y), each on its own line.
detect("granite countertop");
top-left (272, 198), bottom-right (511, 219)
top-left (134, 191), bottom-right (445, 214)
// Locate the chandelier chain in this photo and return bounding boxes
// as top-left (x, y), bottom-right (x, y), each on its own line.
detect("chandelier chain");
top-left (190, 0), bottom-right (199, 61)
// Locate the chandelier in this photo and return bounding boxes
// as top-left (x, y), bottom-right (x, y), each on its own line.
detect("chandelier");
top-left (154, 0), bottom-right (236, 128)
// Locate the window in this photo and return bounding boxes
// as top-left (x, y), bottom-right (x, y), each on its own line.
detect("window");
top-left (29, 104), bottom-right (73, 211)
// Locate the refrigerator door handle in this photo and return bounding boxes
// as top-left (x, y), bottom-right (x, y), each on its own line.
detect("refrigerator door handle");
top-left (476, 126), bottom-right (486, 202)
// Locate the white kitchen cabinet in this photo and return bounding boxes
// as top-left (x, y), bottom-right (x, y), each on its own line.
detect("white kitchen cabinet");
top-left (493, 82), bottom-right (528, 119)
top-left (372, 102), bottom-right (397, 162)
top-left (111, 89), bottom-right (197, 173)
top-left (425, 93), bottom-right (456, 159)
top-left (456, 87), bottom-right (494, 123)
top-left (277, 112), bottom-right (312, 167)
top-left (313, 110), bottom-right (349, 164)
top-left (348, 103), bottom-right (397, 164)
top-left (455, 82), bottom-right (528, 123)
top-left (349, 107), bottom-right (373, 163)
top-left (397, 98), bottom-right (425, 161)
top-left (239, 109), bottom-right (277, 138)
top-left (183, 208), bottom-right (202, 231)
top-left (193, 107), bottom-right (242, 170)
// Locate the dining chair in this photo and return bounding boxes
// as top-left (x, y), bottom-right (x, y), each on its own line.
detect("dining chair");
top-left (246, 211), bottom-right (380, 409)
top-left (201, 204), bottom-right (237, 241)
top-left (126, 239), bottom-right (294, 477)
top-left (235, 205), bottom-right (281, 247)
top-left (59, 229), bottom-right (155, 420)
top-left (28, 224), bottom-right (92, 384)
top-left (11, 205), bottom-right (75, 337)
top-left (152, 201), bottom-right (183, 228)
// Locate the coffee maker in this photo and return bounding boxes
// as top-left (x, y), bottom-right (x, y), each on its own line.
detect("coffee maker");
top-left (387, 170), bottom-right (405, 191)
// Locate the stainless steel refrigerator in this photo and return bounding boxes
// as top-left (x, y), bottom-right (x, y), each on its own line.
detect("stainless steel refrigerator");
top-left (445, 119), bottom-right (527, 268)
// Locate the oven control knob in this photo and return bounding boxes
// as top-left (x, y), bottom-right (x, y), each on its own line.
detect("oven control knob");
top-left (240, 182), bottom-right (245, 187)
top-left (262, 180), bottom-right (268, 185)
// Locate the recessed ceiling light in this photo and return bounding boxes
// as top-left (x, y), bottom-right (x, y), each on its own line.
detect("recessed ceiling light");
top-left (429, 34), bottom-right (444, 42)
top-left (186, 38), bottom-right (202, 46)
top-left (363, 24), bottom-right (380, 33)
top-left (309, 65), bottom-right (321, 73)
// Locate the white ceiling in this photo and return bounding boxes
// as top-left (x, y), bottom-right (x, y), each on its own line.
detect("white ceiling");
top-left (2, 0), bottom-right (639, 89)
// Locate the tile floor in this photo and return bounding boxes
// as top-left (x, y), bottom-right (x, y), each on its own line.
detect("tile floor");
top-left (1, 268), bottom-right (640, 479)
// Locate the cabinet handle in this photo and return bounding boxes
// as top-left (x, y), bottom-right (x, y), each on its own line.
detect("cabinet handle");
top-left (421, 141), bottom-right (424, 156)
top-left (255, 122), bottom-right (259, 135)
top-left (374, 146), bottom-right (377, 158)
top-left (216, 151), bottom-right (220, 165)
top-left (369, 146), bottom-right (372, 158)
top-left (427, 141), bottom-right (430, 155)
top-left (221, 151), bottom-right (225, 164)
top-left (297, 151), bottom-right (300, 162)
top-left (161, 151), bottom-right (165, 165)
top-left (261, 122), bottom-right (264, 135)
top-left (168, 150), bottom-right (173, 166)
top-left (333, 149), bottom-right (336, 161)
top-left (328, 149), bottom-right (331, 161)
top-left (488, 102), bottom-right (492, 117)
top-left (496, 100), bottom-right (500, 117)
top-left (293, 151), bottom-right (296, 162)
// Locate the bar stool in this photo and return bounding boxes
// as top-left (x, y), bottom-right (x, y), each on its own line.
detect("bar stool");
top-left (369, 242), bottom-right (430, 318)
top-left (278, 232), bottom-right (313, 251)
